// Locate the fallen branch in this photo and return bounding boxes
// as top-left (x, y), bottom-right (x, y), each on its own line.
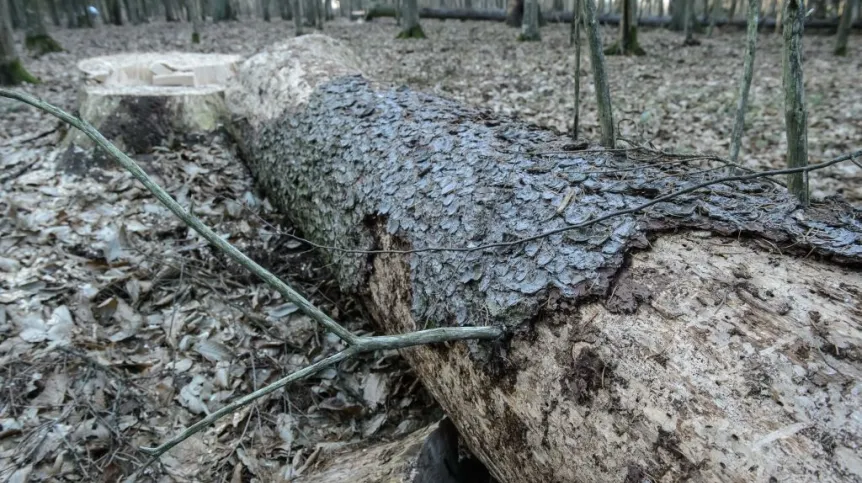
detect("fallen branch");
top-left (0, 89), bottom-right (503, 463)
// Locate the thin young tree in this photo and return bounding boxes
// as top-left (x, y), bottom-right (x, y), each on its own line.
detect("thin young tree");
top-left (293, 0), bottom-right (304, 35)
top-left (24, 0), bottom-right (64, 57)
top-left (834, 0), bottom-right (856, 55)
top-left (729, 0), bottom-right (760, 164)
top-left (683, 0), bottom-right (701, 44)
top-left (782, 0), bottom-right (809, 204)
top-left (188, 0), bottom-right (202, 43)
top-left (518, 0), bottom-right (541, 40)
top-left (572, 0), bottom-right (582, 139)
top-left (1, 0), bottom-right (39, 85)
top-left (605, 0), bottom-right (645, 55)
top-left (397, 0), bottom-right (425, 38)
top-left (583, 0), bottom-right (615, 147)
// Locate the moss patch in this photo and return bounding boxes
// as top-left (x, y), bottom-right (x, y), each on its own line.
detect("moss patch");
top-left (25, 34), bottom-right (64, 57)
top-left (396, 24), bottom-right (426, 39)
top-left (0, 60), bottom-right (40, 86)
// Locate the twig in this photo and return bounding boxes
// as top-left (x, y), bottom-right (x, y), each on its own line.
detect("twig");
top-left (0, 89), bottom-right (360, 345)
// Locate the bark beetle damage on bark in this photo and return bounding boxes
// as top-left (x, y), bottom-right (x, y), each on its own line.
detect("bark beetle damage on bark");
top-left (228, 36), bottom-right (862, 482)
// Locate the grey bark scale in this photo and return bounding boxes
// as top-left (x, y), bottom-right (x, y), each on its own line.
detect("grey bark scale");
top-left (234, 75), bottom-right (862, 333)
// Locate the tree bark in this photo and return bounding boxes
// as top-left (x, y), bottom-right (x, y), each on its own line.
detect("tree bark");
top-left (834, 0), bottom-right (855, 55)
top-left (783, 0), bottom-right (809, 205)
top-left (605, 0), bottom-right (646, 55)
top-left (729, 0), bottom-right (760, 163)
top-left (583, 0), bottom-right (615, 146)
top-left (397, 0), bottom-right (426, 38)
top-left (518, 0), bottom-right (541, 39)
top-left (223, 34), bottom-right (862, 483)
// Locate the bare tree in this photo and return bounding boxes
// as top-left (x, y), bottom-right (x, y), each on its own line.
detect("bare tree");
top-left (188, 0), bottom-right (202, 43)
top-left (24, 0), bottom-right (64, 57)
top-left (582, 0), bottom-right (615, 146)
top-left (683, 0), bottom-right (701, 44)
top-left (605, 0), bottom-right (645, 54)
top-left (782, 0), bottom-right (809, 204)
top-left (293, 0), bottom-right (304, 35)
top-left (1, 0), bottom-right (39, 85)
top-left (572, 0), bottom-right (582, 139)
top-left (834, 0), bottom-right (856, 55)
top-left (397, 0), bottom-right (425, 38)
top-left (518, 0), bottom-right (541, 40)
top-left (729, 0), bottom-right (760, 163)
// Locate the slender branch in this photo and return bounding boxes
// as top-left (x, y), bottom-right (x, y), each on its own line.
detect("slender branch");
top-left (138, 324), bottom-right (501, 462)
top-left (0, 89), bottom-right (504, 462)
top-left (139, 348), bottom-right (356, 460)
top-left (0, 88), bottom-right (358, 345)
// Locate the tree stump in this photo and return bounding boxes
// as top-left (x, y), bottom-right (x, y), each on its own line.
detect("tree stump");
top-left (61, 52), bottom-right (241, 173)
top-left (225, 35), bottom-right (862, 482)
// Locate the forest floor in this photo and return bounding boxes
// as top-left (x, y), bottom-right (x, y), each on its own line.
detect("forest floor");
top-left (0, 18), bottom-right (860, 482)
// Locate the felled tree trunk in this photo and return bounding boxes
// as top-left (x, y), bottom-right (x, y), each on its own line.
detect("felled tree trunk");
top-left (226, 34), bottom-right (862, 483)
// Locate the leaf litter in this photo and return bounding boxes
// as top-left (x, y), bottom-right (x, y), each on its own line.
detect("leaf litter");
top-left (1, 16), bottom-right (859, 482)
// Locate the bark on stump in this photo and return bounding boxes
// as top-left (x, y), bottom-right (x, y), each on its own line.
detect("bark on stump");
top-left (61, 52), bottom-right (241, 173)
top-left (226, 35), bottom-right (862, 483)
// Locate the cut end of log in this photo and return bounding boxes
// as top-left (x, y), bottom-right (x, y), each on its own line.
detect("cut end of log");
top-left (226, 34), bottom-right (365, 132)
top-left (62, 53), bottom-right (243, 173)
top-left (78, 52), bottom-right (242, 88)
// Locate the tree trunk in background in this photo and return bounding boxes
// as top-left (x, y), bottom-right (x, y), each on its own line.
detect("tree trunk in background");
top-left (834, 0), bottom-right (855, 54)
top-left (281, 0), bottom-right (292, 19)
top-left (769, 0), bottom-right (779, 15)
top-left (188, 0), bottom-right (202, 42)
top-left (1, 0), bottom-right (38, 85)
top-left (729, 0), bottom-right (760, 163)
top-left (397, 0), bottom-right (426, 37)
top-left (225, 34), bottom-right (862, 483)
top-left (262, 0), bottom-right (271, 20)
top-left (518, 0), bottom-right (541, 39)
top-left (75, 0), bottom-right (93, 26)
top-left (606, 0), bottom-right (645, 54)
top-left (106, 0), bottom-right (122, 24)
top-left (305, 0), bottom-right (315, 26)
top-left (582, 0), bottom-right (615, 146)
top-left (125, 0), bottom-right (141, 24)
top-left (24, 0), bottom-right (63, 57)
top-left (670, 0), bottom-right (685, 27)
top-left (213, 0), bottom-right (236, 21)
top-left (506, 0), bottom-right (525, 25)
top-left (782, 0), bottom-right (809, 204)
top-left (729, 0), bottom-right (739, 18)
top-left (9, 0), bottom-right (23, 30)
top-left (293, 0), bottom-right (303, 34)
top-left (46, 0), bottom-right (61, 25)
top-left (163, 0), bottom-right (178, 20)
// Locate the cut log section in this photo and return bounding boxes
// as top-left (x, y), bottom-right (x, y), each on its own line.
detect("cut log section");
top-left (225, 35), bottom-right (862, 482)
top-left (61, 53), bottom-right (242, 173)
